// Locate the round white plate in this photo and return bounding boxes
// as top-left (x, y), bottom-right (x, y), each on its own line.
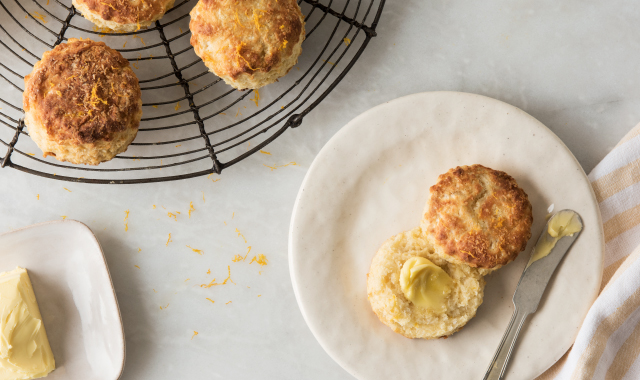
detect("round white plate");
top-left (289, 92), bottom-right (604, 380)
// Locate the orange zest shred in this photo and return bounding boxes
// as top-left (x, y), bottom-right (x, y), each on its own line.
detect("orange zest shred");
top-left (206, 269), bottom-right (211, 274)
top-left (152, 105), bottom-right (158, 108)
top-left (175, 144), bottom-right (181, 148)
top-left (235, 42), bottom-right (260, 71)
top-left (175, 102), bottom-right (181, 111)
top-left (168, 212), bottom-right (178, 221)
top-left (235, 228), bottom-right (247, 244)
top-left (258, 295), bottom-right (262, 297)
top-left (61, 215), bottom-right (67, 220)
top-left (206, 298), bottom-right (215, 304)
top-left (63, 187), bottom-right (72, 192)
top-left (234, 11), bottom-right (244, 28)
top-left (263, 162), bottom-right (298, 171)
top-left (250, 254), bottom-right (268, 267)
top-left (186, 245), bottom-right (203, 255)
top-left (232, 212), bottom-right (235, 219)
top-left (226, 301), bottom-right (232, 305)
top-left (28, 153), bottom-right (35, 156)
top-left (138, 248), bottom-right (142, 252)
top-left (188, 202), bottom-right (195, 218)
top-left (185, 278), bottom-right (190, 282)
top-left (88, 84), bottom-right (107, 107)
top-left (100, 1), bottom-right (116, 10)
top-left (200, 266), bottom-right (236, 288)
top-left (259, 150), bottom-right (271, 155)
top-left (343, 37), bottom-right (351, 46)
top-left (202, 192), bottom-right (205, 202)
top-left (251, 89), bottom-right (260, 107)
top-left (123, 41), bottom-right (127, 48)
top-left (166, 233), bottom-right (172, 246)
top-left (281, 39), bottom-right (288, 50)
top-left (135, 265), bottom-right (140, 269)
top-left (232, 246), bottom-right (252, 262)
top-left (30, 12), bottom-right (47, 23)
top-left (36, 194), bottom-right (39, 200)
top-left (159, 303), bottom-right (169, 310)
top-left (124, 209), bottom-right (129, 231)
top-left (191, 331), bottom-right (198, 340)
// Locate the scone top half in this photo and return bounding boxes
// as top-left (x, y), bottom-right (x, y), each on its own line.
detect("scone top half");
top-left (422, 165), bottom-right (533, 271)
top-left (73, 0), bottom-right (176, 33)
top-left (23, 38), bottom-right (142, 165)
top-left (189, 0), bottom-right (305, 90)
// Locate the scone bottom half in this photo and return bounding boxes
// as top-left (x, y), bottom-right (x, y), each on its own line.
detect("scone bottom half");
top-left (422, 164), bottom-right (533, 272)
top-left (23, 38), bottom-right (142, 166)
top-left (367, 228), bottom-right (485, 340)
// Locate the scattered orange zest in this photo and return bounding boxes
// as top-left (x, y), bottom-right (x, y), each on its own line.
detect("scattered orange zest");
top-left (166, 233), bottom-right (172, 246)
top-left (124, 209), bottom-right (129, 231)
top-left (186, 245), bottom-right (203, 255)
top-left (188, 202), bottom-right (195, 218)
top-left (191, 331), bottom-right (198, 340)
top-left (206, 298), bottom-right (215, 304)
top-left (135, 265), bottom-right (140, 269)
top-left (235, 228), bottom-right (247, 244)
top-left (250, 254), bottom-right (268, 267)
top-left (259, 150), bottom-right (271, 155)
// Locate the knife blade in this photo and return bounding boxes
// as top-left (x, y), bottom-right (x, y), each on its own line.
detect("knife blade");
top-left (482, 210), bottom-right (583, 380)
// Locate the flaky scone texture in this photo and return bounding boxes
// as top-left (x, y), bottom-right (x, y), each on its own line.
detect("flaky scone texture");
top-left (73, 0), bottom-right (175, 32)
top-left (421, 165), bottom-right (533, 271)
top-left (367, 228), bottom-right (485, 339)
top-left (23, 38), bottom-right (142, 165)
top-left (189, 0), bottom-right (305, 90)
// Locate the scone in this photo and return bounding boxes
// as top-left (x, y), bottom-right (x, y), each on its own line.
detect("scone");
top-left (189, 0), bottom-right (305, 90)
top-left (73, 0), bottom-right (175, 32)
top-left (367, 228), bottom-right (485, 339)
top-left (421, 165), bottom-right (533, 272)
top-left (23, 38), bottom-right (141, 165)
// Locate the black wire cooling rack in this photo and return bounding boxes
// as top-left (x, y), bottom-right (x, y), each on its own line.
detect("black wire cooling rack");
top-left (0, 0), bottom-right (384, 183)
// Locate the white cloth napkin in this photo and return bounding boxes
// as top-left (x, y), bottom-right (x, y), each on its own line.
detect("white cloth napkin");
top-left (537, 124), bottom-right (640, 380)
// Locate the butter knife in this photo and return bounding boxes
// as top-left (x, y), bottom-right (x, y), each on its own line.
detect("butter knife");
top-left (482, 210), bottom-right (583, 380)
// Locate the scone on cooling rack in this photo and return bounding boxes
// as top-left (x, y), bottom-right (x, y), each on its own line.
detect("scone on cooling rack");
top-left (367, 228), bottom-right (485, 339)
top-left (421, 165), bottom-right (533, 273)
top-left (189, 0), bottom-right (305, 90)
top-left (23, 38), bottom-right (142, 165)
top-left (73, 0), bottom-right (175, 32)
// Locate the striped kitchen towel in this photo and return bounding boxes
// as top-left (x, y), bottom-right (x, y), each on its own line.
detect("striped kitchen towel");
top-left (537, 123), bottom-right (640, 380)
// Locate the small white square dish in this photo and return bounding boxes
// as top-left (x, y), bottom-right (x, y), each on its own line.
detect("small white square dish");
top-left (0, 220), bottom-right (125, 380)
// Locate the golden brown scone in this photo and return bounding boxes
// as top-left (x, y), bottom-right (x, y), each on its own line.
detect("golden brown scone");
top-left (421, 165), bottom-right (533, 272)
top-left (367, 228), bottom-right (485, 339)
top-left (23, 38), bottom-right (141, 165)
top-left (73, 0), bottom-right (175, 32)
top-left (189, 0), bottom-right (305, 90)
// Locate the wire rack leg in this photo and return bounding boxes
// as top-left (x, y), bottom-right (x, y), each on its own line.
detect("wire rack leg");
top-left (155, 21), bottom-right (222, 174)
top-left (1, 119), bottom-right (24, 168)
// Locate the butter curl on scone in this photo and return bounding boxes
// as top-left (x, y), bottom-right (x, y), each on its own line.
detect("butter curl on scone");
top-left (421, 165), bottom-right (533, 272)
top-left (73, 0), bottom-right (175, 32)
top-left (189, 0), bottom-right (305, 90)
top-left (367, 228), bottom-right (485, 339)
top-left (23, 38), bottom-right (141, 165)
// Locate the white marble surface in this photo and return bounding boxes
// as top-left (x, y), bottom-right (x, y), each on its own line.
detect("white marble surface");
top-left (0, 0), bottom-right (639, 378)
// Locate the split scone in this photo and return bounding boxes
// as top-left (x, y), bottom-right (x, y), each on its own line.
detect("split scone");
top-left (367, 228), bottom-right (485, 339)
top-left (421, 165), bottom-right (533, 272)
top-left (23, 38), bottom-right (141, 165)
top-left (189, 0), bottom-right (305, 90)
top-left (73, 0), bottom-right (175, 32)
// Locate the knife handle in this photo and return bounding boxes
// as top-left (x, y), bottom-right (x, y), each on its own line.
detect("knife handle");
top-left (482, 307), bottom-right (530, 380)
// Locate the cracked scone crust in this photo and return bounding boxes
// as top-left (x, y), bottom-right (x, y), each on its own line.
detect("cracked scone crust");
top-left (23, 39), bottom-right (141, 165)
top-left (422, 165), bottom-right (533, 271)
top-left (367, 228), bottom-right (485, 339)
top-left (189, 0), bottom-right (305, 90)
top-left (73, 0), bottom-right (175, 32)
